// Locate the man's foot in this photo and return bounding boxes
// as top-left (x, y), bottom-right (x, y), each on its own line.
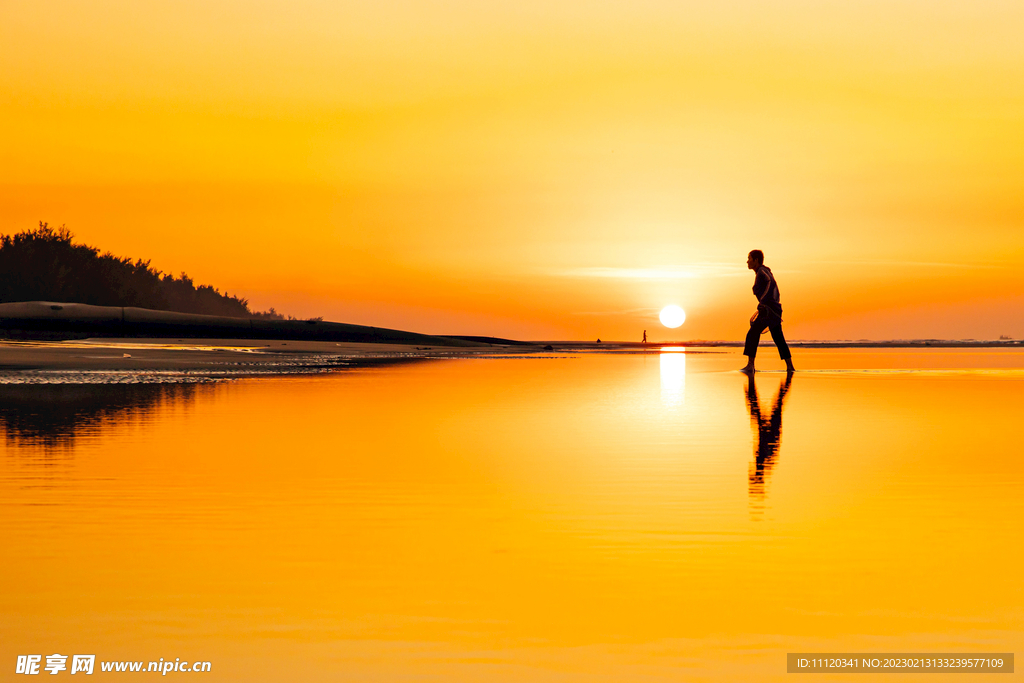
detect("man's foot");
top-left (785, 360), bottom-right (796, 373)
top-left (740, 364), bottom-right (755, 374)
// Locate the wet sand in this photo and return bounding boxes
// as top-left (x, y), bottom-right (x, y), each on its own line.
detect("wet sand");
top-left (0, 338), bottom-right (561, 378)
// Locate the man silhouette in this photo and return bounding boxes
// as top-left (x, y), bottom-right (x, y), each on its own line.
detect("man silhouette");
top-left (741, 250), bottom-right (795, 373)
top-left (642, 329), bottom-right (647, 344)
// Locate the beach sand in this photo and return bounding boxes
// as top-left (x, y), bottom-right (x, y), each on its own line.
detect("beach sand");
top-left (0, 338), bottom-right (560, 376)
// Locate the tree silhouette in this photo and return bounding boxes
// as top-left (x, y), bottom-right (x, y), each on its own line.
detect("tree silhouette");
top-left (0, 222), bottom-right (281, 318)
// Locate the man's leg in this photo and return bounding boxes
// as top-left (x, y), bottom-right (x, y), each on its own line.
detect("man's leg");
top-left (767, 317), bottom-right (795, 372)
top-left (742, 315), bottom-right (769, 371)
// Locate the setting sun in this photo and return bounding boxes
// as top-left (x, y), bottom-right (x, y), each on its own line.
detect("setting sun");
top-left (659, 305), bottom-right (686, 329)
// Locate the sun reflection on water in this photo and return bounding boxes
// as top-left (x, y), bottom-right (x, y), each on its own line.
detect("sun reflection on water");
top-left (659, 347), bottom-right (686, 407)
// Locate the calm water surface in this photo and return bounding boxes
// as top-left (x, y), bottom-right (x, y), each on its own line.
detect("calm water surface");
top-left (2, 349), bottom-right (1022, 681)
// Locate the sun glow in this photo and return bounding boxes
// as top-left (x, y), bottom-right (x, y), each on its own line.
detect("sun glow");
top-left (659, 348), bottom-right (686, 408)
top-left (659, 305), bottom-right (686, 329)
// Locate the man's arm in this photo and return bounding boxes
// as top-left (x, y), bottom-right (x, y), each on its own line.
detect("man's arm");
top-left (753, 268), bottom-right (770, 301)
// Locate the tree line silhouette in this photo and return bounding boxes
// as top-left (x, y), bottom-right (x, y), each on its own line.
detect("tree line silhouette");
top-left (0, 223), bottom-right (283, 319)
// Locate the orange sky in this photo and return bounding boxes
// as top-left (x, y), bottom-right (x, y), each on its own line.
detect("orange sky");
top-left (2, 1), bottom-right (1023, 340)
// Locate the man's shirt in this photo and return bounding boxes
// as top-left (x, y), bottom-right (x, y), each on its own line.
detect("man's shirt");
top-left (752, 266), bottom-right (782, 314)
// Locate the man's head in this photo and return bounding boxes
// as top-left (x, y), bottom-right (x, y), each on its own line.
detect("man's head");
top-left (747, 250), bottom-right (764, 270)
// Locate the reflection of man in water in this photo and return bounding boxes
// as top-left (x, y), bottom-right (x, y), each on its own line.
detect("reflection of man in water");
top-left (741, 250), bottom-right (795, 374)
top-left (746, 372), bottom-right (792, 503)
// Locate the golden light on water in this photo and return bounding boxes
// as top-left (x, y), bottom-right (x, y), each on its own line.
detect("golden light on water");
top-left (659, 347), bottom-right (686, 407)
top-left (659, 305), bottom-right (686, 328)
top-left (3, 350), bottom-right (1023, 680)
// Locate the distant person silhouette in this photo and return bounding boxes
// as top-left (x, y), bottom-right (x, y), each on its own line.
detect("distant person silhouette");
top-left (741, 250), bottom-right (795, 373)
top-left (642, 330), bottom-right (647, 344)
top-left (745, 372), bottom-right (792, 504)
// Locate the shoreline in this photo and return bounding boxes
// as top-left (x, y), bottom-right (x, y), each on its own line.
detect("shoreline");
top-left (3, 303), bottom-right (1019, 360)
top-left (0, 339), bottom-right (543, 376)
top-left (1, 337), bottom-right (1021, 381)
top-left (630, 339), bottom-right (1024, 348)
